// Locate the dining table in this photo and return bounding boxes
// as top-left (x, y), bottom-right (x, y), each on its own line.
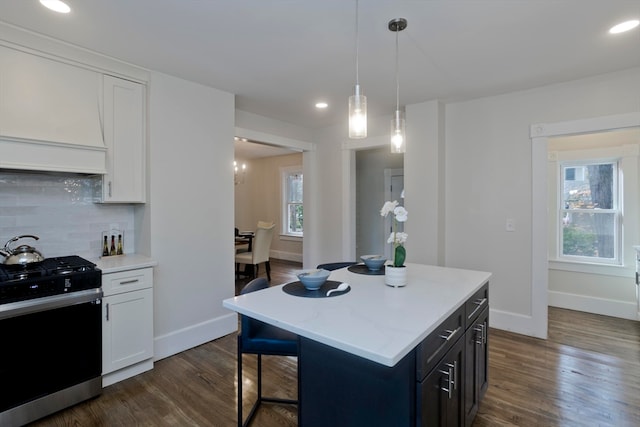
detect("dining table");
top-left (234, 231), bottom-right (254, 252)
top-left (223, 262), bottom-right (491, 426)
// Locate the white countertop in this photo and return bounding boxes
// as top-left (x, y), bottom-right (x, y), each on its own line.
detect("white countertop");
top-left (92, 254), bottom-right (157, 274)
top-left (223, 263), bottom-right (491, 367)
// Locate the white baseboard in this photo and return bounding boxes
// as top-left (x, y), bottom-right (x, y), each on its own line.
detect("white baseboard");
top-left (153, 312), bottom-right (238, 361)
top-left (271, 250), bottom-right (302, 263)
top-left (489, 308), bottom-right (547, 339)
top-left (103, 359), bottom-right (154, 387)
top-left (549, 290), bottom-right (637, 320)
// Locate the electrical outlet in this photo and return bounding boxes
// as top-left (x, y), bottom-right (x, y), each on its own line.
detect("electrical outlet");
top-left (505, 218), bottom-right (516, 232)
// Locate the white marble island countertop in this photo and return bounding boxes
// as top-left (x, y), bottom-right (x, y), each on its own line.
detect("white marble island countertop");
top-left (223, 263), bottom-right (491, 367)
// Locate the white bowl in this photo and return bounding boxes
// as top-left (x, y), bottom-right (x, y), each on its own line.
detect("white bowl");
top-left (361, 255), bottom-right (386, 271)
top-left (297, 269), bottom-right (330, 290)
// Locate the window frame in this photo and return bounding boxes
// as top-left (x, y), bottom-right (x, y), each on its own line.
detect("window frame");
top-left (548, 143), bottom-right (640, 278)
top-left (281, 165), bottom-right (303, 238)
top-left (558, 159), bottom-right (621, 265)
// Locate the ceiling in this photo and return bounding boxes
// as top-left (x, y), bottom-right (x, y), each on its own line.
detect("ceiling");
top-left (0, 1), bottom-right (638, 134)
top-left (234, 138), bottom-right (298, 160)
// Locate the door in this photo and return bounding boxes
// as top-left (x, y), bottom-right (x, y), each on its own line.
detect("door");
top-left (384, 168), bottom-right (404, 260)
top-left (417, 337), bottom-right (464, 427)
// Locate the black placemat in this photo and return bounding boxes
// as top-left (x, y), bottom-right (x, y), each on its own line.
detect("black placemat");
top-left (348, 264), bottom-right (386, 275)
top-left (282, 280), bottom-right (350, 298)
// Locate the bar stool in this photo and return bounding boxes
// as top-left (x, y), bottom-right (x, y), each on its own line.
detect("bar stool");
top-left (237, 278), bottom-right (298, 427)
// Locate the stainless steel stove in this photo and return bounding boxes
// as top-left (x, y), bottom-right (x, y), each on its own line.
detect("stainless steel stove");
top-left (0, 256), bottom-right (103, 427)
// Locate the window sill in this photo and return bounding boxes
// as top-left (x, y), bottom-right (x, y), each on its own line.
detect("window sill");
top-left (280, 234), bottom-right (303, 242)
top-left (548, 259), bottom-right (632, 278)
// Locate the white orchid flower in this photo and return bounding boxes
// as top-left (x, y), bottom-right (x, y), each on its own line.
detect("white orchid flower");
top-left (380, 200), bottom-right (398, 217)
top-left (395, 232), bottom-right (408, 244)
top-left (394, 206), bottom-right (408, 222)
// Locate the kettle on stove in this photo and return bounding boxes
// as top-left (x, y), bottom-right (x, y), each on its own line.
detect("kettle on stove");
top-left (0, 235), bottom-right (45, 266)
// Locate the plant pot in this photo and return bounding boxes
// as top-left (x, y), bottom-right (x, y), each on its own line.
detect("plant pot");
top-left (385, 265), bottom-right (407, 287)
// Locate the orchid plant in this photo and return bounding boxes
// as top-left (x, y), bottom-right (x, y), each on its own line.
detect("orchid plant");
top-left (380, 195), bottom-right (408, 267)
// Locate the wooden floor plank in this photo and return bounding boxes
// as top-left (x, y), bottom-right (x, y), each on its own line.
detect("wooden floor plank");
top-left (28, 259), bottom-right (640, 426)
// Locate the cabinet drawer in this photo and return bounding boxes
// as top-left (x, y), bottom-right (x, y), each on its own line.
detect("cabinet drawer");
top-left (465, 283), bottom-right (488, 329)
top-left (416, 305), bottom-right (464, 381)
top-left (102, 268), bottom-right (152, 296)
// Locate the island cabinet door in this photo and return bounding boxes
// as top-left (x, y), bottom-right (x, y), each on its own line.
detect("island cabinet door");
top-left (298, 337), bottom-right (415, 427)
top-left (417, 337), bottom-right (464, 427)
top-left (464, 307), bottom-right (489, 426)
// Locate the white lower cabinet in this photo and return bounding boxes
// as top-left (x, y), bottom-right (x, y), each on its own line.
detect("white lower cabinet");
top-left (102, 267), bottom-right (154, 387)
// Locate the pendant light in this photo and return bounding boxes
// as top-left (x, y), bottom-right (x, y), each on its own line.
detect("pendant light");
top-left (389, 18), bottom-right (407, 153)
top-left (348, 0), bottom-right (367, 139)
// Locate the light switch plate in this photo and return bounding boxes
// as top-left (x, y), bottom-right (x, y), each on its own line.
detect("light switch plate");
top-left (506, 218), bottom-right (516, 232)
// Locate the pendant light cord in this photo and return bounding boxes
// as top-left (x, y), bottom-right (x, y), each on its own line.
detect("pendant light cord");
top-left (395, 27), bottom-right (399, 111)
top-left (355, 0), bottom-right (360, 86)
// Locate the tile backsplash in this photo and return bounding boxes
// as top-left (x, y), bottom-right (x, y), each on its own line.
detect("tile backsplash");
top-left (0, 171), bottom-right (135, 260)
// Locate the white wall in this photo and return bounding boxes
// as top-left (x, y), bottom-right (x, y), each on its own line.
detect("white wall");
top-left (311, 67), bottom-right (640, 338)
top-left (405, 100), bottom-right (446, 266)
top-left (148, 72), bottom-right (236, 360)
top-left (308, 123), bottom-right (350, 267)
top-left (445, 67), bottom-right (640, 336)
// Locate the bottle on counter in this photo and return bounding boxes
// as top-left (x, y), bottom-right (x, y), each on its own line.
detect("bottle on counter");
top-left (110, 235), bottom-right (116, 256)
top-left (102, 236), bottom-right (109, 257)
top-left (117, 234), bottom-right (123, 255)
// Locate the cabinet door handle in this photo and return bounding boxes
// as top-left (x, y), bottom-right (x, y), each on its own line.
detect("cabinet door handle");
top-left (438, 365), bottom-right (453, 399)
top-left (474, 323), bottom-right (485, 345)
top-left (483, 321), bottom-right (488, 345)
top-left (636, 271), bottom-right (638, 285)
top-left (108, 181), bottom-right (112, 197)
top-left (438, 327), bottom-right (459, 342)
top-left (467, 297), bottom-right (487, 320)
top-left (448, 361), bottom-right (457, 391)
top-left (439, 361), bottom-right (457, 398)
top-left (119, 279), bottom-right (139, 285)
top-left (105, 303), bottom-right (109, 321)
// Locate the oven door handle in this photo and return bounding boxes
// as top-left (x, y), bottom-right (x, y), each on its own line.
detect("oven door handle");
top-left (0, 288), bottom-right (103, 320)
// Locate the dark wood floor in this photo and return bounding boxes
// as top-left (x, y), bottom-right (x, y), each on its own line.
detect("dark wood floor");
top-left (31, 259), bottom-right (639, 426)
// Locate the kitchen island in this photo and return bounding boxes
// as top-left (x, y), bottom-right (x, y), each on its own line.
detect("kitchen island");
top-left (223, 263), bottom-right (491, 426)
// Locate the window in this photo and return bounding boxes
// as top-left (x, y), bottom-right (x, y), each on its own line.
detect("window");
top-left (559, 160), bottom-right (621, 264)
top-left (282, 167), bottom-right (303, 236)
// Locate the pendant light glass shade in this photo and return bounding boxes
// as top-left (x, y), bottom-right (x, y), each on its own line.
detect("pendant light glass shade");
top-left (348, 0), bottom-right (367, 139)
top-left (349, 84), bottom-right (367, 139)
top-left (389, 18), bottom-right (407, 153)
top-left (390, 109), bottom-right (406, 153)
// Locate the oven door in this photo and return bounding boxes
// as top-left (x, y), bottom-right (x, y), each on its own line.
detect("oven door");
top-left (0, 289), bottom-right (102, 417)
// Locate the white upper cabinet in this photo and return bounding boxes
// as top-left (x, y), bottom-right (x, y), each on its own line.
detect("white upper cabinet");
top-left (101, 75), bottom-right (146, 203)
top-left (0, 45), bottom-right (103, 147)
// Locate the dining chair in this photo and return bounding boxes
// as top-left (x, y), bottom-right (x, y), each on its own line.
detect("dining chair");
top-left (237, 278), bottom-right (298, 427)
top-left (235, 223), bottom-right (275, 280)
top-left (316, 261), bottom-right (357, 271)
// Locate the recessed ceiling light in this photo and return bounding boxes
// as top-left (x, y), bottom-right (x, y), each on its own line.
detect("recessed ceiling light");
top-left (315, 102), bottom-right (328, 109)
top-left (40, 0), bottom-right (71, 14)
top-left (609, 19), bottom-right (639, 34)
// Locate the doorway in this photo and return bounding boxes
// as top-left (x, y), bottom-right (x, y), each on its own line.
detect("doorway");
top-left (530, 112), bottom-right (640, 338)
top-left (233, 128), bottom-right (314, 265)
top-left (354, 146), bottom-right (403, 259)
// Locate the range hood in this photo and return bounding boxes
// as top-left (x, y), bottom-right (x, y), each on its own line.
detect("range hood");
top-left (0, 42), bottom-right (107, 175)
top-left (0, 135), bottom-right (106, 175)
